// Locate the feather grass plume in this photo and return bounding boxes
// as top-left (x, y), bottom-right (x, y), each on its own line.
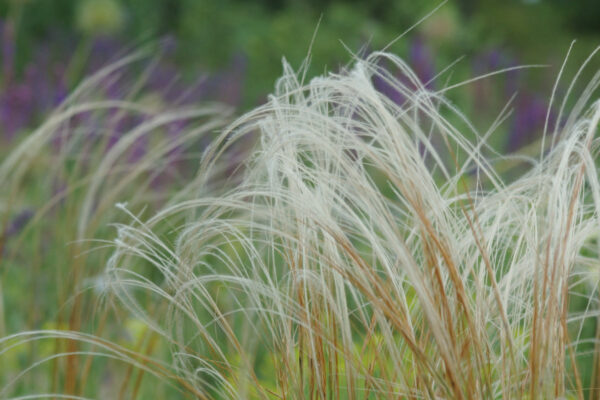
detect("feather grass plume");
top-left (3, 47), bottom-right (600, 399)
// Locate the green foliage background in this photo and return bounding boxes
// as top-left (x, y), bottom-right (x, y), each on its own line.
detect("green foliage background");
top-left (1, 0), bottom-right (600, 397)
top-left (2, 0), bottom-right (600, 107)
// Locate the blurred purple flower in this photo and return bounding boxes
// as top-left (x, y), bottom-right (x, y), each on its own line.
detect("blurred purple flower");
top-left (128, 134), bottom-right (147, 163)
top-left (86, 36), bottom-right (124, 73)
top-left (471, 48), bottom-right (523, 118)
top-left (0, 37), bottom-right (69, 140)
top-left (5, 209), bottom-right (34, 238)
top-left (503, 56), bottom-right (520, 98)
top-left (0, 81), bottom-right (35, 140)
top-left (372, 70), bottom-right (405, 105)
top-left (106, 113), bottom-right (144, 151)
top-left (147, 61), bottom-right (182, 101)
top-left (48, 179), bottom-right (69, 211)
top-left (409, 35), bottom-right (435, 88)
top-left (373, 37), bottom-right (436, 106)
top-left (507, 93), bottom-right (551, 152)
top-left (0, 28), bottom-right (246, 164)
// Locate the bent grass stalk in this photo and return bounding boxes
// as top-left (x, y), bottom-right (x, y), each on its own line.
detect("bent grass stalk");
top-left (2, 47), bottom-right (600, 399)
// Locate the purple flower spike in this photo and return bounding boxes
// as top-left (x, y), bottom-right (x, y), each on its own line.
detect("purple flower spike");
top-left (1, 82), bottom-right (35, 140)
top-left (53, 73), bottom-right (68, 106)
top-left (5, 209), bottom-right (34, 238)
top-left (372, 60), bottom-right (406, 106)
top-left (486, 49), bottom-right (502, 71)
top-left (508, 93), bottom-right (550, 152)
top-left (147, 61), bottom-right (181, 101)
top-left (128, 135), bottom-right (147, 163)
top-left (106, 113), bottom-right (143, 151)
top-left (86, 36), bottom-right (124, 74)
top-left (409, 35), bottom-right (435, 89)
top-left (504, 56), bottom-right (520, 98)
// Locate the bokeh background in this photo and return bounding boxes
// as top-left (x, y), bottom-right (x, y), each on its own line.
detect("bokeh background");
top-left (1, 0), bottom-right (599, 151)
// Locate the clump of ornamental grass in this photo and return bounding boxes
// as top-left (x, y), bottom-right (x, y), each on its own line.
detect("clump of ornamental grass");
top-left (2, 46), bottom-right (600, 399)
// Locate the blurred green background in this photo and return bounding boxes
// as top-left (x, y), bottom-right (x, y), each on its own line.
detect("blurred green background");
top-left (1, 0), bottom-right (599, 151)
top-left (1, 0), bottom-right (599, 100)
top-left (1, 1), bottom-right (600, 397)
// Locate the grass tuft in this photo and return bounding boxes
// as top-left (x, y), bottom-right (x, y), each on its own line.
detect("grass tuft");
top-left (3, 47), bottom-right (600, 399)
